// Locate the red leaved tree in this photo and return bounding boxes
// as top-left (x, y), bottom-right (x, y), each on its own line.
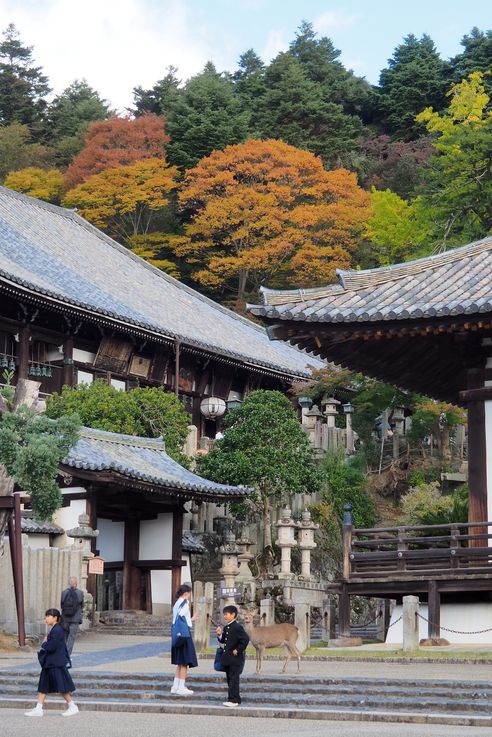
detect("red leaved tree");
top-left (64, 114), bottom-right (170, 189)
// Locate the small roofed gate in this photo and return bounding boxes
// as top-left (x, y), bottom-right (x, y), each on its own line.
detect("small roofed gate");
top-left (59, 427), bottom-right (249, 613)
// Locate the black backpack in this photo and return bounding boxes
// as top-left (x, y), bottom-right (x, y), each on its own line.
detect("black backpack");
top-left (62, 588), bottom-right (79, 617)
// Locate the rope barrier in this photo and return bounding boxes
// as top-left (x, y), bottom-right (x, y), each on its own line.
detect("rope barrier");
top-left (417, 612), bottom-right (492, 635)
top-left (386, 615), bottom-right (403, 629)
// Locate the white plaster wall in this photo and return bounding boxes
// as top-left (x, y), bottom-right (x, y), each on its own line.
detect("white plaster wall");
top-left (386, 602), bottom-right (492, 644)
top-left (96, 519), bottom-right (125, 562)
top-left (25, 534), bottom-right (51, 550)
top-left (52, 494), bottom-right (87, 548)
top-left (151, 554), bottom-right (191, 615)
top-left (139, 514), bottom-right (173, 559)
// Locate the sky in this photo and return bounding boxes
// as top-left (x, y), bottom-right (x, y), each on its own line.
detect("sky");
top-left (0, 0), bottom-right (490, 112)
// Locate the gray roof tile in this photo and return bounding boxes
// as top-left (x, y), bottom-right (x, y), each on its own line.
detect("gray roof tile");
top-left (0, 187), bottom-right (323, 378)
top-left (63, 427), bottom-right (249, 500)
top-left (250, 237), bottom-right (492, 324)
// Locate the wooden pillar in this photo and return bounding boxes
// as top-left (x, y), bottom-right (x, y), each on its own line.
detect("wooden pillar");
top-left (62, 336), bottom-right (74, 387)
top-left (171, 508), bottom-right (183, 600)
top-left (427, 580), bottom-right (440, 639)
top-left (85, 491), bottom-right (98, 606)
top-left (342, 504), bottom-right (353, 580)
top-left (122, 519), bottom-right (141, 610)
top-left (174, 340), bottom-right (181, 398)
top-left (8, 493), bottom-right (25, 647)
top-left (17, 326), bottom-right (30, 380)
top-left (338, 583), bottom-right (351, 638)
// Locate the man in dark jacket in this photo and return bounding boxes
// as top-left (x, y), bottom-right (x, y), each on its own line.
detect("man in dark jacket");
top-left (60, 577), bottom-right (84, 655)
top-left (216, 605), bottom-right (249, 707)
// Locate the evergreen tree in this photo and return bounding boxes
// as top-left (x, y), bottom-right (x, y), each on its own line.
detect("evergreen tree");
top-left (133, 66), bottom-right (181, 118)
top-left (254, 52), bottom-right (363, 167)
top-left (165, 62), bottom-right (249, 170)
top-left (45, 79), bottom-right (111, 166)
top-left (377, 34), bottom-right (452, 140)
top-left (451, 27), bottom-right (492, 97)
top-left (0, 122), bottom-right (53, 181)
top-left (289, 21), bottom-right (373, 120)
top-left (0, 23), bottom-right (50, 132)
top-left (232, 49), bottom-right (266, 121)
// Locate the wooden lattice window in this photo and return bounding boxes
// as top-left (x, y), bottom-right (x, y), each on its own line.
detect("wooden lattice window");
top-left (93, 338), bottom-right (133, 374)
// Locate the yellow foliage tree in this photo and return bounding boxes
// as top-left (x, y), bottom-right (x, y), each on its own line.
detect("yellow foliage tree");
top-left (176, 139), bottom-right (371, 301)
top-left (5, 166), bottom-right (65, 203)
top-left (63, 158), bottom-right (179, 243)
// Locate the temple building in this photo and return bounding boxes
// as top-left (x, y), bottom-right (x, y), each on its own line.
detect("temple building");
top-left (250, 236), bottom-right (492, 642)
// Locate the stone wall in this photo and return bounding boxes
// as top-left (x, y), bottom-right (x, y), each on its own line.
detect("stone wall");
top-left (0, 539), bottom-right (84, 637)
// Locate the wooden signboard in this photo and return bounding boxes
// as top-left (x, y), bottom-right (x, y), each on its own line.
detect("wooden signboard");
top-left (88, 556), bottom-right (105, 575)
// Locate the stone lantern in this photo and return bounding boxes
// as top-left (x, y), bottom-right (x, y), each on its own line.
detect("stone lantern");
top-left (219, 530), bottom-right (240, 607)
top-left (298, 396), bottom-right (313, 426)
top-left (303, 404), bottom-right (323, 448)
top-left (66, 513), bottom-right (99, 623)
top-left (276, 507), bottom-right (297, 579)
top-left (236, 538), bottom-right (255, 582)
top-left (297, 509), bottom-right (319, 579)
top-left (321, 396), bottom-right (340, 428)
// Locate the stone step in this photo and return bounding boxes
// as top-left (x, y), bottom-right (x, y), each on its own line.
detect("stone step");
top-left (3, 670), bottom-right (492, 717)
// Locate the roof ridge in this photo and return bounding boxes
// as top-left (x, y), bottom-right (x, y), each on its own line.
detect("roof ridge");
top-left (80, 426), bottom-right (166, 450)
top-left (337, 236), bottom-right (492, 290)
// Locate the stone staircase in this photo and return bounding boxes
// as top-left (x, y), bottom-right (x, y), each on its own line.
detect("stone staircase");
top-left (1, 669), bottom-right (492, 725)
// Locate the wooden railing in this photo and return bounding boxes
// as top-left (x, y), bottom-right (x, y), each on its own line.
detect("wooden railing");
top-left (342, 506), bottom-right (492, 580)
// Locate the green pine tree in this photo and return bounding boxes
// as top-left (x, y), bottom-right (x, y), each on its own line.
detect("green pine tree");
top-left (0, 23), bottom-right (51, 133)
top-left (377, 34), bottom-right (452, 140)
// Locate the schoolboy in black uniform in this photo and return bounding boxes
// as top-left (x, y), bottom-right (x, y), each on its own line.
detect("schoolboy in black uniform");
top-left (215, 605), bottom-right (249, 707)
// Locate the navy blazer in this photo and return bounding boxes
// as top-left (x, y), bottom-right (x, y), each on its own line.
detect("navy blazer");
top-left (41, 622), bottom-right (69, 668)
top-left (218, 620), bottom-right (249, 667)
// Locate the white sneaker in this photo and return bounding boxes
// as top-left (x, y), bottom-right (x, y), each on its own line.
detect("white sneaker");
top-left (61, 702), bottom-right (79, 717)
top-left (24, 705), bottom-right (43, 717)
top-left (175, 686), bottom-right (194, 695)
top-left (170, 685), bottom-right (177, 694)
top-left (223, 701), bottom-right (239, 707)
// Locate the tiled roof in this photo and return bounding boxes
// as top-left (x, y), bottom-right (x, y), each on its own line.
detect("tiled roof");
top-left (249, 237), bottom-right (492, 324)
top-left (0, 186), bottom-right (322, 378)
top-left (21, 514), bottom-right (64, 535)
top-left (62, 427), bottom-right (248, 500)
top-left (182, 530), bottom-right (207, 554)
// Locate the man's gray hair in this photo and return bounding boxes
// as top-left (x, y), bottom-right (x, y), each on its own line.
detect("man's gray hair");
top-left (68, 576), bottom-right (78, 587)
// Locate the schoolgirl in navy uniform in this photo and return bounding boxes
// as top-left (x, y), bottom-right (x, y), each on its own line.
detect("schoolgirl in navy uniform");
top-left (24, 608), bottom-right (78, 717)
top-left (170, 584), bottom-right (199, 695)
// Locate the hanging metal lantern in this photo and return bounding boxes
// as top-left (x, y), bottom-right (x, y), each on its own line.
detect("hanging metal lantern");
top-left (200, 397), bottom-right (226, 420)
top-left (8, 358), bottom-right (15, 371)
top-left (0, 354), bottom-right (8, 368)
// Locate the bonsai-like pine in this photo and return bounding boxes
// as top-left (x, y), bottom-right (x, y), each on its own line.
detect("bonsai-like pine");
top-left (197, 389), bottom-right (321, 549)
top-left (0, 377), bottom-right (79, 522)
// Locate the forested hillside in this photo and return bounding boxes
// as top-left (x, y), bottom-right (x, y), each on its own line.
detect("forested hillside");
top-left (1, 20), bottom-right (491, 309)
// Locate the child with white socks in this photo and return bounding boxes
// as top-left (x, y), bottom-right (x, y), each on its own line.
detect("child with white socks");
top-left (170, 584), bottom-right (198, 696)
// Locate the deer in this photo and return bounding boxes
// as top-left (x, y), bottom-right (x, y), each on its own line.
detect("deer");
top-left (242, 609), bottom-right (301, 674)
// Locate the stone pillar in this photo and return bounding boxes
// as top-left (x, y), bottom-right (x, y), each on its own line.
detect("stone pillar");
top-left (275, 507), bottom-right (297, 579)
top-left (402, 595), bottom-right (419, 652)
top-left (219, 531), bottom-right (239, 609)
top-left (193, 581), bottom-right (214, 653)
top-left (260, 597), bottom-right (274, 626)
top-left (294, 602), bottom-right (310, 653)
top-left (321, 597), bottom-right (336, 642)
top-left (66, 513), bottom-right (99, 627)
top-left (297, 509), bottom-right (318, 579)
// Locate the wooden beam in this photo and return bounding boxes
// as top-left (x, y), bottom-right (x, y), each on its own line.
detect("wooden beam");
top-left (427, 580), bottom-right (440, 638)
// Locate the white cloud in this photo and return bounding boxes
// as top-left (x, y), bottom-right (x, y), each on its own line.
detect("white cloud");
top-left (0, 0), bottom-right (217, 111)
top-left (261, 28), bottom-right (288, 63)
top-left (313, 9), bottom-right (361, 34)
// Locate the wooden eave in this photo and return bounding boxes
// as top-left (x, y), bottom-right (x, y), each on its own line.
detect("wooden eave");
top-left (59, 464), bottom-right (244, 504)
top-left (263, 313), bottom-right (492, 403)
top-left (0, 278), bottom-right (305, 383)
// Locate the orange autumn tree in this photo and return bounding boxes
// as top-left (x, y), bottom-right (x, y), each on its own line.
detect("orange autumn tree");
top-left (63, 158), bottom-right (179, 248)
top-left (64, 114), bottom-right (170, 189)
top-left (176, 139), bottom-right (371, 302)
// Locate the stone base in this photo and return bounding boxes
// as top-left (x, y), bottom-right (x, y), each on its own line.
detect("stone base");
top-left (419, 637), bottom-right (450, 647)
top-left (329, 636), bottom-right (363, 647)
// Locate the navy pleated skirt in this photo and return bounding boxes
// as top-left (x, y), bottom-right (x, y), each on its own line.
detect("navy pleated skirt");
top-left (171, 636), bottom-right (198, 667)
top-left (38, 666), bottom-right (76, 694)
